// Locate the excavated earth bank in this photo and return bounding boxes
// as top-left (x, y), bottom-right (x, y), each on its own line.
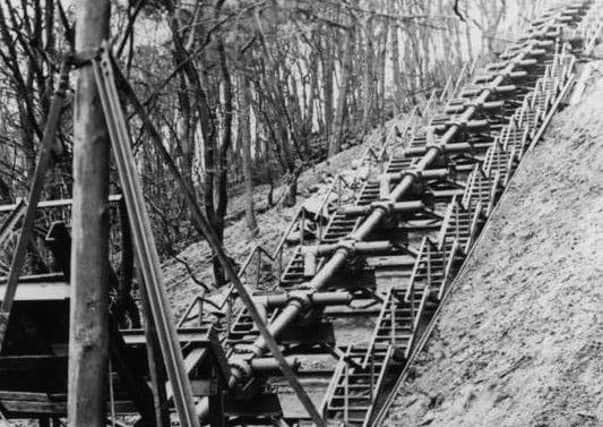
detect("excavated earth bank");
top-left (383, 67), bottom-right (603, 427)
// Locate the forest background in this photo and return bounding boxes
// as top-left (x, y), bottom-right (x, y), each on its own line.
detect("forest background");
top-left (0, 0), bottom-right (545, 287)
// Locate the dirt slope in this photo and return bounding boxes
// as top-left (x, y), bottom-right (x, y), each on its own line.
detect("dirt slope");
top-left (383, 68), bottom-right (603, 427)
top-left (163, 128), bottom-right (383, 317)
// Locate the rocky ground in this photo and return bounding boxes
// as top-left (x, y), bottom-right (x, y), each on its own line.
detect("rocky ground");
top-left (383, 65), bottom-right (603, 426)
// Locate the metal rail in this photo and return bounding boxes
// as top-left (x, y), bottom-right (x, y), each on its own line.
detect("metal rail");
top-left (93, 48), bottom-right (200, 427)
top-left (372, 13), bottom-right (594, 425)
top-left (198, 2), bottom-right (594, 424)
top-left (244, 5), bottom-right (573, 361)
top-left (173, 4), bottom-right (598, 426)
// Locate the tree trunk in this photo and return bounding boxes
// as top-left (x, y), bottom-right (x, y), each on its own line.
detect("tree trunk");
top-left (308, 36), bottom-right (319, 135)
top-left (115, 201), bottom-right (140, 328)
top-left (68, 1), bottom-right (111, 426)
top-left (390, 0), bottom-right (402, 115)
top-left (465, 20), bottom-right (474, 60)
top-left (280, 124), bottom-right (299, 207)
top-left (376, 20), bottom-right (388, 126)
top-left (419, 2), bottom-right (431, 88)
top-left (210, 36), bottom-right (233, 287)
top-left (238, 72), bottom-right (258, 236)
top-left (322, 34), bottom-right (334, 141)
top-left (361, 16), bottom-right (373, 133)
top-left (328, 28), bottom-right (353, 157)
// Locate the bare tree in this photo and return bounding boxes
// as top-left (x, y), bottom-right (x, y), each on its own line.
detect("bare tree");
top-left (238, 70), bottom-right (259, 236)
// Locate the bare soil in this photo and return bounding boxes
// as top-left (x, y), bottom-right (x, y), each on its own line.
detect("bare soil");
top-left (382, 67), bottom-right (603, 426)
top-left (162, 128), bottom-right (383, 318)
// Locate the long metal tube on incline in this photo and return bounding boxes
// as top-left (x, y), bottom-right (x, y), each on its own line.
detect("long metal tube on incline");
top-left (247, 11), bottom-right (573, 359)
top-left (248, 48), bottom-right (526, 354)
top-left (199, 1), bottom-right (590, 422)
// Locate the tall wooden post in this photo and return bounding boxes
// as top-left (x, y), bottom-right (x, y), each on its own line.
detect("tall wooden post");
top-left (68, 1), bottom-right (111, 426)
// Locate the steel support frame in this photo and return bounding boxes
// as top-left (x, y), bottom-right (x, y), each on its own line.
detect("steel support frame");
top-left (199, 2), bottom-right (595, 424)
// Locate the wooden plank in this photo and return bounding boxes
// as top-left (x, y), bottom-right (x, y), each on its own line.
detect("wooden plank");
top-left (121, 327), bottom-right (213, 346)
top-left (0, 273), bottom-right (64, 284)
top-left (0, 280), bottom-right (69, 301)
top-left (0, 392), bottom-right (66, 403)
top-left (1, 398), bottom-right (66, 415)
top-left (0, 398), bottom-right (137, 417)
top-left (0, 194), bottom-right (122, 213)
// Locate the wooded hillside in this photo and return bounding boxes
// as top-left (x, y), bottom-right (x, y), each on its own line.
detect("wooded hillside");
top-left (0, 0), bottom-right (544, 286)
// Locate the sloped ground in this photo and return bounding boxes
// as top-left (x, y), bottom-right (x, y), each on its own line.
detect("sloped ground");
top-left (163, 128), bottom-right (383, 317)
top-left (384, 68), bottom-right (603, 427)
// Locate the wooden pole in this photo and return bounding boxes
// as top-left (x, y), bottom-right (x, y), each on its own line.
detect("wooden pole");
top-left (68, 1), bottom-right (111, 426)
